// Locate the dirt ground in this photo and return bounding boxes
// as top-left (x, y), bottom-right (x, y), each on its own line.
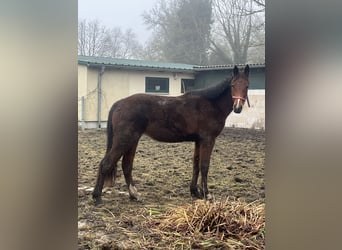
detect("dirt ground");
top-left (78, 127), bottom-right (265, 249)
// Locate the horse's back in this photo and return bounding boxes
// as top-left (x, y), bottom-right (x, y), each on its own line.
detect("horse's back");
top-left (110, 93), bottom-right (225, 142)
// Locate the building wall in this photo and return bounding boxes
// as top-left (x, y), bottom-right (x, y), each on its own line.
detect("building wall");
top-left (84, 67), bottom-right (100, 122)
top-left (78, 65), bottom-right (87, 121)
top-left (100, 69), bottom-right (130, 121)
top-left (78, 65), bottom-right (194, 127)
top-left (78, 64), bottom-right (265, 130)
top-left (126, 71), bottom-right (194, 97)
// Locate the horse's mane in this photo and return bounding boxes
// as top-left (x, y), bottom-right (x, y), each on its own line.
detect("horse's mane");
top-left (185, 77), bottom-right (232, 100)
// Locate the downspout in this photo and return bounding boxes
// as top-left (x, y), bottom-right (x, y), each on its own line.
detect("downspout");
top-left (97, 65), bottom-right (105, 129)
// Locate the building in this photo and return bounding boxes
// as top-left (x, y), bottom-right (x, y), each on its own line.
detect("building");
top-left (78, 56), bottom-right (265, 129)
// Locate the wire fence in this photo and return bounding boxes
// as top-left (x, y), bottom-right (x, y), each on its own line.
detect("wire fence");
top-left (78, 87), bottom-right (110, 130)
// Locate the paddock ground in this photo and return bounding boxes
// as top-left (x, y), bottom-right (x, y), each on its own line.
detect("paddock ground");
top-left (78, 127), bottom-right (265, 249)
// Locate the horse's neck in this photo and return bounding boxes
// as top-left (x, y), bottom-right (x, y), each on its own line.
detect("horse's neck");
top-left (214, 89), bottom-right (233, 117)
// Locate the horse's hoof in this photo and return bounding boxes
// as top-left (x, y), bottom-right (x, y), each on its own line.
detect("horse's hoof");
top-left (94, 198), bottom-right (103, 206)
top-left (128, 184), bottom-right (141, 201)
top-left (206, 193), bottom-right (214, 202)
top-left (93, 193), bottom-right (103, 206)
top-left (129, 195), bottom-right (143, 202)
top-left (190, 186), bottom-right (202, 199)
top-left (191, 192), bottom-right (202, 199)
top-left (198, 187), bottom-right (206, 199)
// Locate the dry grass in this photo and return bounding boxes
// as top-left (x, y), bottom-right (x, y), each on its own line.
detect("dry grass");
top-left (146, 198), bottom-right (265, 249)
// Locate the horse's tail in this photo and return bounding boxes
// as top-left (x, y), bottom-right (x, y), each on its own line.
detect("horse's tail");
top-left (106, 104), bottom-right (115, 153)
top-left (102, 104), bottom-right (116, 187)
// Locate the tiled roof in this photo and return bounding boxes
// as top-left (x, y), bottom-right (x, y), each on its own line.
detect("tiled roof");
top-left (78, 55), bottom-right (265, 72)
top-left (78, 55), bottom-right (196, 72)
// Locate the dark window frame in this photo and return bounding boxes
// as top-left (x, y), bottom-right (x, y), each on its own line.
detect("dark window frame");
top-left (181, 78), bottom-right (195, 93)
top-left (145, 77), bottom-right (169, 94)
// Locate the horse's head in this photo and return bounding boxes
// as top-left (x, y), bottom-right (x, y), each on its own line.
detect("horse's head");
top-left (231, 65), bottom-right (250, 113)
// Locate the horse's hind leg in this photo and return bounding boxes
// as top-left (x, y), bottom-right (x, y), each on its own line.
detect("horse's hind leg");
top-left (92, 148), bottom-right (122, 205)
top-left (122, 142), bottom-right (140, 200)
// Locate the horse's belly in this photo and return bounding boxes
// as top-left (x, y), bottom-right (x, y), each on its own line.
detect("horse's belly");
top-left (145, 125), bottom-right (197, 142)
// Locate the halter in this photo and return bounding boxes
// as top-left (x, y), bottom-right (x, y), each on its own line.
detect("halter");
top-left (230, 76), bottom-right (250, 108)
top-left (232, 95), bottom-right (251, 107)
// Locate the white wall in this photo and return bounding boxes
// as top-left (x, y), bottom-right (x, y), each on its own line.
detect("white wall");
top-left (78, 65), bottom-right (194, 123)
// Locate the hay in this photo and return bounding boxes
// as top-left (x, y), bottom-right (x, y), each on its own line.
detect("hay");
top-left (147, 198), bottom-right (265, 249)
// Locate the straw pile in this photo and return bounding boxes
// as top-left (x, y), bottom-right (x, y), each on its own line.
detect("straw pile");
top-left (147, 198), bottom-right (265, 249)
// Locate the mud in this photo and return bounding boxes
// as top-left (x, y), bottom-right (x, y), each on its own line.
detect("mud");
top-left (78, 127), bottom-right (265, 249)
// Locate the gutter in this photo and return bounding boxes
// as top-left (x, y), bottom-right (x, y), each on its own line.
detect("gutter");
top-left (78, 61), bottom-right (195, 74)
top-left (193, 63), bottom-right (265, 71)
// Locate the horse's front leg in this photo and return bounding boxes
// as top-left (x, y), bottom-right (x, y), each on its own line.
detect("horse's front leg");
top-left (190, 140), bottom-right (201, 198)
top-left (198, 138), bottom-right (215, 200)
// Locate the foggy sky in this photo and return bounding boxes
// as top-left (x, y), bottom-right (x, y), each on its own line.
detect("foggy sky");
top-left (78, 0), bottom-right (158, 44)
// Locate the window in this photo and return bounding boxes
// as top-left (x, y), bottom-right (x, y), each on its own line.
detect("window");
top-left (145, 77), bottom-right (169, 93)
top-left (181, 79), bottom-right (195, 93)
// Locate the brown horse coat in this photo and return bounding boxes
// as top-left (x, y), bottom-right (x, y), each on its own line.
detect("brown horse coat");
top-left (92, 65), bottom-right (250, 205)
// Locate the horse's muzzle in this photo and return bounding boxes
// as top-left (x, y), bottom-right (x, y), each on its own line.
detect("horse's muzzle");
top-left (232, 96), bottom-right (245, 113)
top-left (233, 105), bottom-right (243, 113)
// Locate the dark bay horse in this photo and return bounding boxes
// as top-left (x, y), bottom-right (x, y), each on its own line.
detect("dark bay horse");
top-left (93, 65), bottom-right (250, 205)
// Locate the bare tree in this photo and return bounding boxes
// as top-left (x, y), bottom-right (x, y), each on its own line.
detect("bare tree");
top-left (253, 0), bottom-right (265, 9)
top-left (211, 0), bottom-right (264, 64)
top-left (78, 19), bottom-right (110, 56)
top-left (241, 0), bottom-right (265, 15)
top-left (143, 0), bottom-right (212, 65)
top-left (104, 27), bottom-right (122, 58)
top-left (103, 28), bottom-right (143, 59)
top-left (78, 19), bottom-right (143, 59)
top-left (119, 29), bottom-right (143, 59)
top-left (142, 36), bottom-right (165, 61)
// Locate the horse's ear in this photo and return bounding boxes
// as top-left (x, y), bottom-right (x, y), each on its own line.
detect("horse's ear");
top-left (233, 65), bottom-right (239, 76)
top-left (244, 65), bottom-right (250, 77)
